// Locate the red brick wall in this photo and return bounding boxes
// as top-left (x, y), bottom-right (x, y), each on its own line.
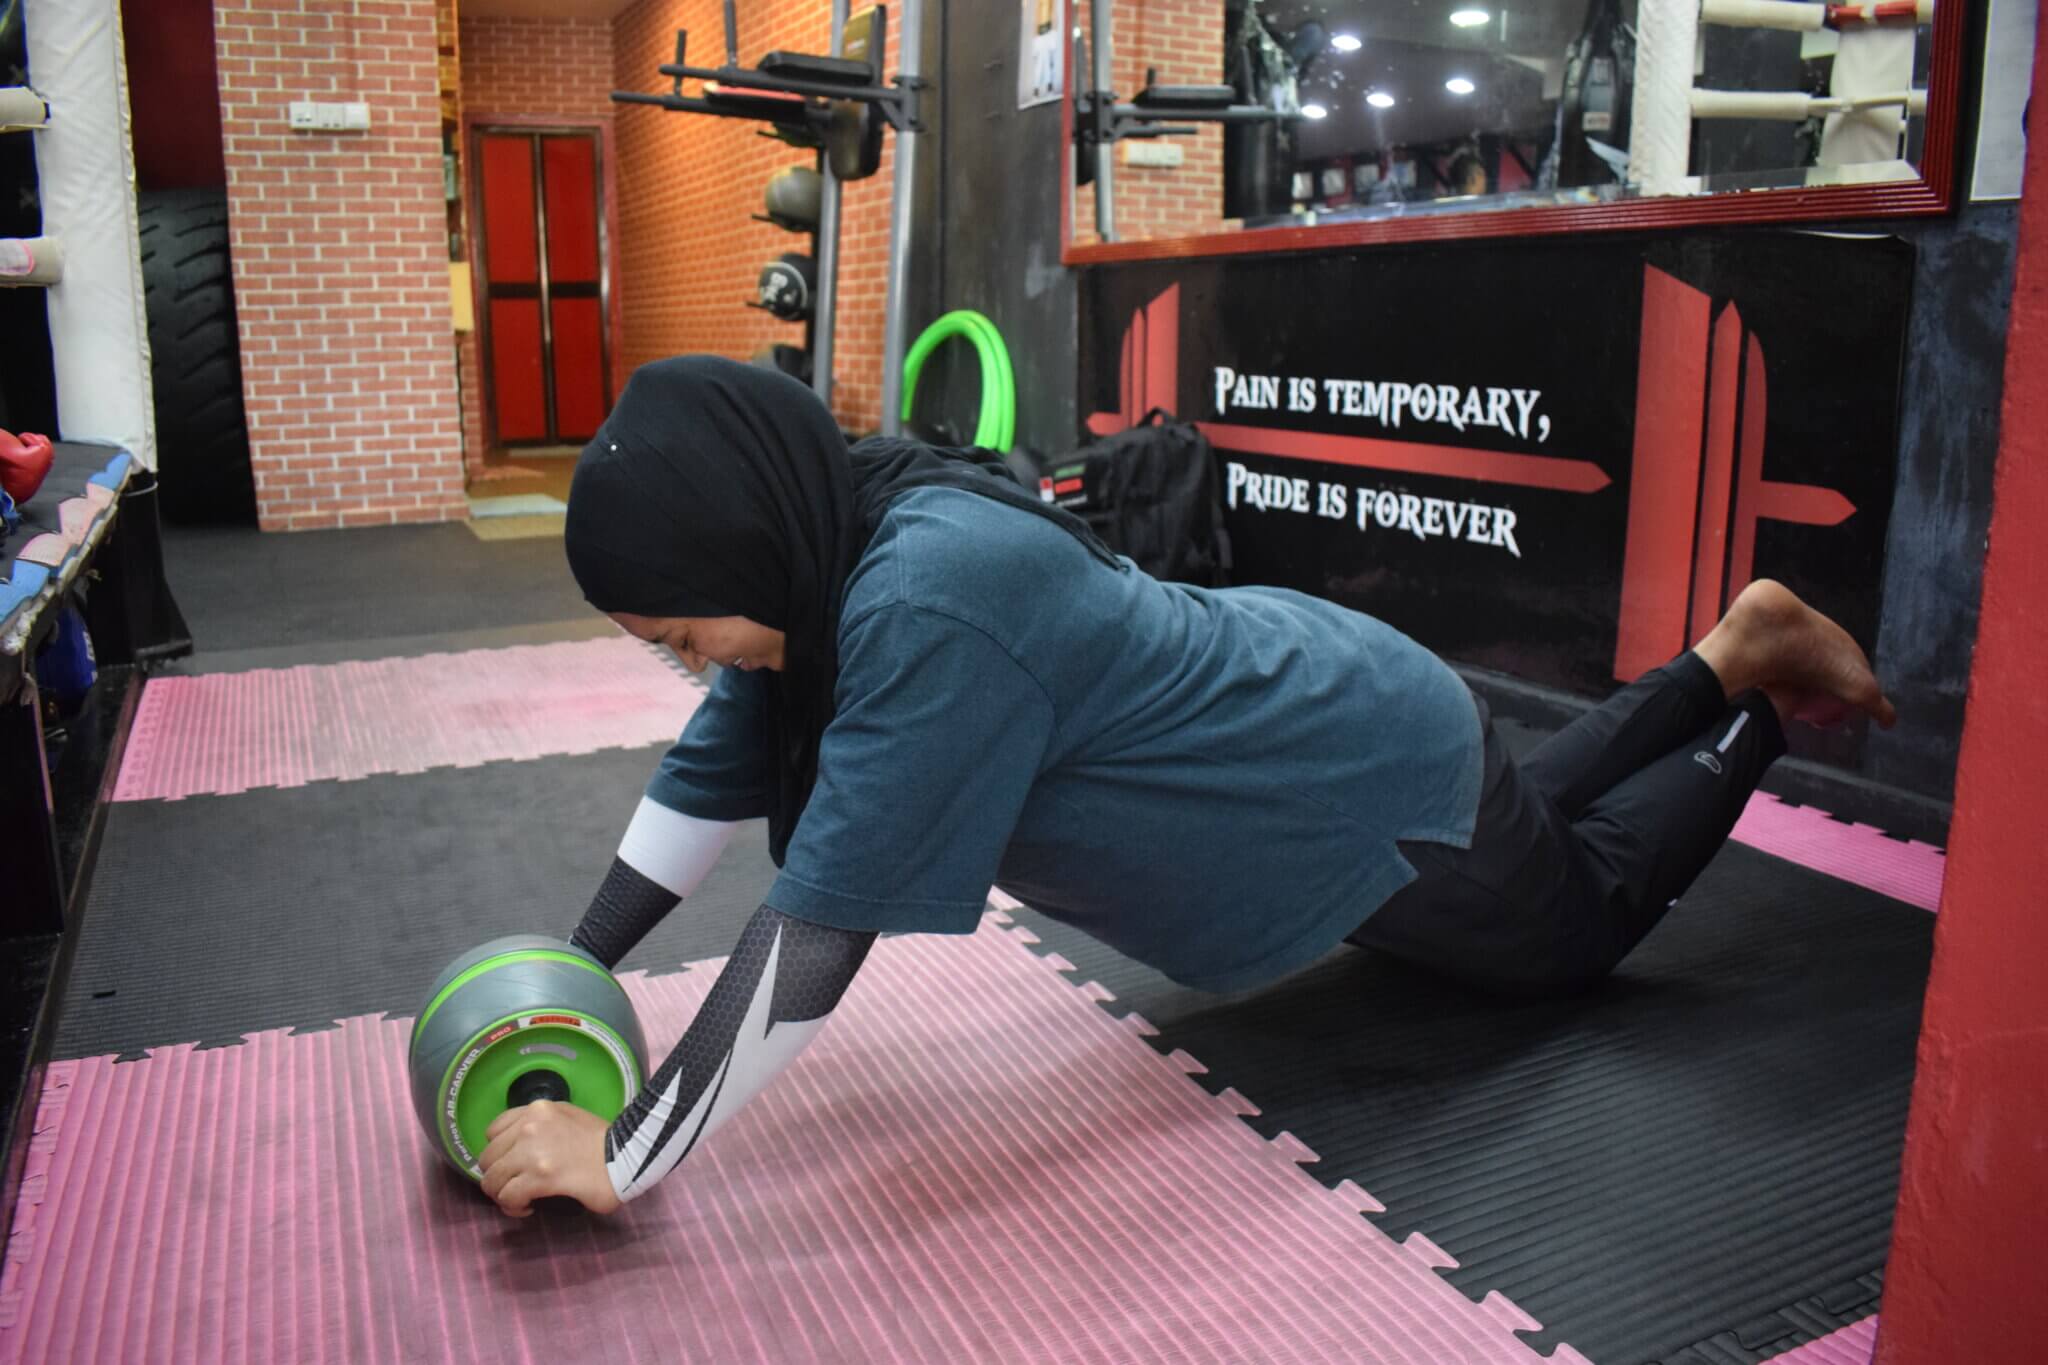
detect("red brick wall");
top-left (214, 0), bottom-right (468, 531)
top-left (460, 14), bottom-right (615, 119)
top-left (612, 0), bottom-right (895, 432)
top-left (457, 12), bottom-right (617, 464)
top-left (1074, 0), bottom-right (1229, 246)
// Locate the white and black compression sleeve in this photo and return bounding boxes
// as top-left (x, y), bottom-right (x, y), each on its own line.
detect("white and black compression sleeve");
top-left (605, 904), bottom-right (874, 1202)
top-left (570, 797), bottom-right (738, 968)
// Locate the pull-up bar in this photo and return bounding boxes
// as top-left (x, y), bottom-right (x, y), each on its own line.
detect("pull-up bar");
top-left (1074, 0), bottom-right (1295, 242)
top-left (612, 16), bottom-right (924, 134)
top-left (612, 1), bottom-right (925, 434)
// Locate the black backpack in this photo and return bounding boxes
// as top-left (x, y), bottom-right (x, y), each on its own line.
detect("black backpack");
top-left (1037, 409), bottom-right (1233, 588)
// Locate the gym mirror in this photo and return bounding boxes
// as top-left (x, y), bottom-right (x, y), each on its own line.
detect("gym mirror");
top-left (1066, 0), bottom-right (1967, 260)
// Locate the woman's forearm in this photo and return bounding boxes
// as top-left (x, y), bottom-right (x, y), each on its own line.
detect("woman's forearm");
top-left (605, 903), bottom-right (875, 1201)
top-left (569, 797), bottom-right (739, 967)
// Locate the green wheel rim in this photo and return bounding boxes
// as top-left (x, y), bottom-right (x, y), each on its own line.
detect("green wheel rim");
top-left (901, 310), bottom-right (1016, 452)
top-left (434, 1009), bottom-right (642, 1176)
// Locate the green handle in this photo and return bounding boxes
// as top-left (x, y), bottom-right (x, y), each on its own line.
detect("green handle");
top-left (901, 309), bottom-right (1016, 452)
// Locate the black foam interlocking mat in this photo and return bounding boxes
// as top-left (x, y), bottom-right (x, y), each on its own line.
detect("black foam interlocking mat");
top-left (1657, 1271), bottom-right (1882, 1365)
top-left (160, 521), bottom-right (593, 659)
top-left (1009, 845), bottom-right (1930, 1365)
top-left (54, 746), bottom-right (774, 1060)
top-left (63, 716), bottom-right (1926, 1365)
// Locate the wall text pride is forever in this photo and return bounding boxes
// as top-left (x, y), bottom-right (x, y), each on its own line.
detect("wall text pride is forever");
top-left (1212, 367), bottom-right (1552, 443)
top-left (1225, 463), bottom-right (1523, 558)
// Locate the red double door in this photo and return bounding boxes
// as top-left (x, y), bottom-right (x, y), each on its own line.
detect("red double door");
top-left (475, 128), bottom-right (611, 447)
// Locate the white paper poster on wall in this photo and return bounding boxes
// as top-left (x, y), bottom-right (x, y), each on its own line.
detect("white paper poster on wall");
top-left (1973, 0), bottom-right (2039, 201)
top-left (1018, 0), bottom-right (1066, 110)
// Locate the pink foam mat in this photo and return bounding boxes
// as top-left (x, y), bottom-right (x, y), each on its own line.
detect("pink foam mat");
top-left (1, 919), bottom-right (1586, 1365)
top-left (1761, 1316), bottom-right (1878, 1363)
top-left (1730, 791), bottom-right (1944, 912)
top-left (113, 637), bottom-right (705, 801)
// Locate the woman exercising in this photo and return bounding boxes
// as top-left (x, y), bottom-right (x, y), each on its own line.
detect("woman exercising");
top-left (475, 356), bottom-right (1895, 1217)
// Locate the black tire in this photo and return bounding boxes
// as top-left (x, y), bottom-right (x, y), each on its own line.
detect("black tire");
top-left (139, 188), bottom-right (257, 524)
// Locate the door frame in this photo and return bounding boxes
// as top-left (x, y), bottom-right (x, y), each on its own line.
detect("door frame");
top-left (462, 113), bottom-right (624, 455)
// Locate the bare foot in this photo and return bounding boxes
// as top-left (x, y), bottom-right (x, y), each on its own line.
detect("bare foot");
top-left (1761, 685), bottom-right (1851, 729)
top-left (1697, 580), bottom-right (1897, 729)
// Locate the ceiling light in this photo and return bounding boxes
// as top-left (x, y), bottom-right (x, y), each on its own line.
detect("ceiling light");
top-left (1366, 91), bottom-right (1396, 109)
top-left (1331, 33), bottom-right (1363, 52)
top-left (1301, 102), bottom-right (1329, 119)
top-left (1445, 77), bottom-right (1476, 96)
top-left (1450, 9), bottom-right (1490, 26)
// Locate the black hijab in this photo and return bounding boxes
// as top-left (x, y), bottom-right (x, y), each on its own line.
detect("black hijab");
top-left (565, 355), bottom-right (1123, 865)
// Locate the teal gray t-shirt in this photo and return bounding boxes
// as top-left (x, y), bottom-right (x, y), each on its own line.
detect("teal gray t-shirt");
top-left (647, 486), bottom-right (1483, 992)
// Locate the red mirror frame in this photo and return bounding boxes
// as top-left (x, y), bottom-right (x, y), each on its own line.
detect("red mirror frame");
top-left (1061, 0), bottom-right (1969, 265)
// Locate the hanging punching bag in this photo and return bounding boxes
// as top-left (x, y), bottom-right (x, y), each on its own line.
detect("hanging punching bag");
top-left (1553, 0), bottom-right (1632, 189)
top-left (1224, 0), bottom-right (1302, 221)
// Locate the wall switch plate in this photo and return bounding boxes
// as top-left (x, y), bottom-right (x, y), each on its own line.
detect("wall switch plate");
top-left (1121, 140), bottom-right (1185, 168)
top-left (288, 100), bottom-right (372, 133)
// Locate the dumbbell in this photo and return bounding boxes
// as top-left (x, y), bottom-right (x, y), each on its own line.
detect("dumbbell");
top-left (760, 165), bottom-right (821, 233)
top-left (754, 253), bottom-right (816, 322)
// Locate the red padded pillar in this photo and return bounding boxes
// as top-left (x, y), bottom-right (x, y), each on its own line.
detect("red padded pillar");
top-left (1876, 13), bottom-right (2048, 1361)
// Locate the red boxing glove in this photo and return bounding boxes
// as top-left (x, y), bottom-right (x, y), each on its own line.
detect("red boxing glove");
top-left (0, 427), bottom-right (54, 503)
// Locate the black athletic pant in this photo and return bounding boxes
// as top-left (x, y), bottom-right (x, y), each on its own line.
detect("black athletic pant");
top-left (1349, 652), bottom-right (1787, 996)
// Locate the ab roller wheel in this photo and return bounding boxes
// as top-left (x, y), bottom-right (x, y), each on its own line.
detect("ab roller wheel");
top-left (408, 935), bottom-right (648, 1178)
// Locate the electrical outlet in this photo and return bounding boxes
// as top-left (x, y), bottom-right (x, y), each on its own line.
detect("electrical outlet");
top-left (1121, 140), bottom-right (1186, 168)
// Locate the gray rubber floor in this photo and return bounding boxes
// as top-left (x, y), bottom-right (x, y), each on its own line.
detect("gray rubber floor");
top-left (161, 521), bottom-right (594, 662)
top-left (57, 746), bottom-right (772, 1060)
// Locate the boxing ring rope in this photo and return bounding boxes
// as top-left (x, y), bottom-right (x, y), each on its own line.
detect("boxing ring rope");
top-left (1691, 87), bottom-right (1928, 120)
top-left (0, 236), bottom-right (62, 286)
top-left (0, 84), bottom-right (48, 129)
top-left (1630, 0), bottom-right (1932, 196)
top-left (0, 89), bottom-right (58, 286)
top-left (1701, 0), bottom-right (1934, 32)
